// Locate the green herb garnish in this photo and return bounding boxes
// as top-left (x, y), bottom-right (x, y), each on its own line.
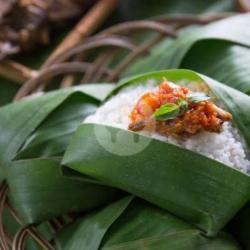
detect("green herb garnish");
top-left (153, 103), bottom-right (180, 121)
top-left (177, 99), bottom-right (188, 115)
top-left (187, 93), bottom-right (211, 103)
top-left (153, 93), bottom-right (208, 121)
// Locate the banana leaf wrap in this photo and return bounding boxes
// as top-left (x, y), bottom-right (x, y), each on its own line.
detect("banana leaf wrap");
top-left (0, 84), bottom-right (122, 224)
top-left (63, 70), bottom-right (250, 236)
top-left (6, 158), bottom-right (121, 224)
top-left (0, 84), bottom-right (114, 166)
top-left (55, 196), bottom-right (240, 250)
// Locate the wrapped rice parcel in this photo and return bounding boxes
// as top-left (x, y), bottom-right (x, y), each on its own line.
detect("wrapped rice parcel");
top-left (63, 70), bottom-right (250, 235)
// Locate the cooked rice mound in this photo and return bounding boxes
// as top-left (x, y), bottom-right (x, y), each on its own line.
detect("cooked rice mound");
top-left (85, 81), bottom-right (250, 174)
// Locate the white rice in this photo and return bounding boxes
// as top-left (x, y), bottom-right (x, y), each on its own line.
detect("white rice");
top-left (85, 81), bottom-right (250, 174)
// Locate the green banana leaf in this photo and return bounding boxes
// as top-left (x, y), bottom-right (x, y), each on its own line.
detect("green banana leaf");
top-left (123, 14), bottom-right (250, 94)
top-left (0, 88), bottom-right (76, 181)
top-left (181, 40), bottom-right (250, 95)
top-left (63, 69), bottom-right (250, 236)
top-left (7, 158), bottom-right (121, 224)
top-left (0, 84), bottom-right (122, 224)
top-left (55, 196), bottom-right (133, 250)
top-left (13, 85), bottom-right (113, 160)
top-left (55, 197), bottom-right (240, 250)
top-left (73, 84), bottom-right (115, 101)
top-left (16, 95), bottom-right (97, 159)
top-left (0, 84), bottom-right (112, 165)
